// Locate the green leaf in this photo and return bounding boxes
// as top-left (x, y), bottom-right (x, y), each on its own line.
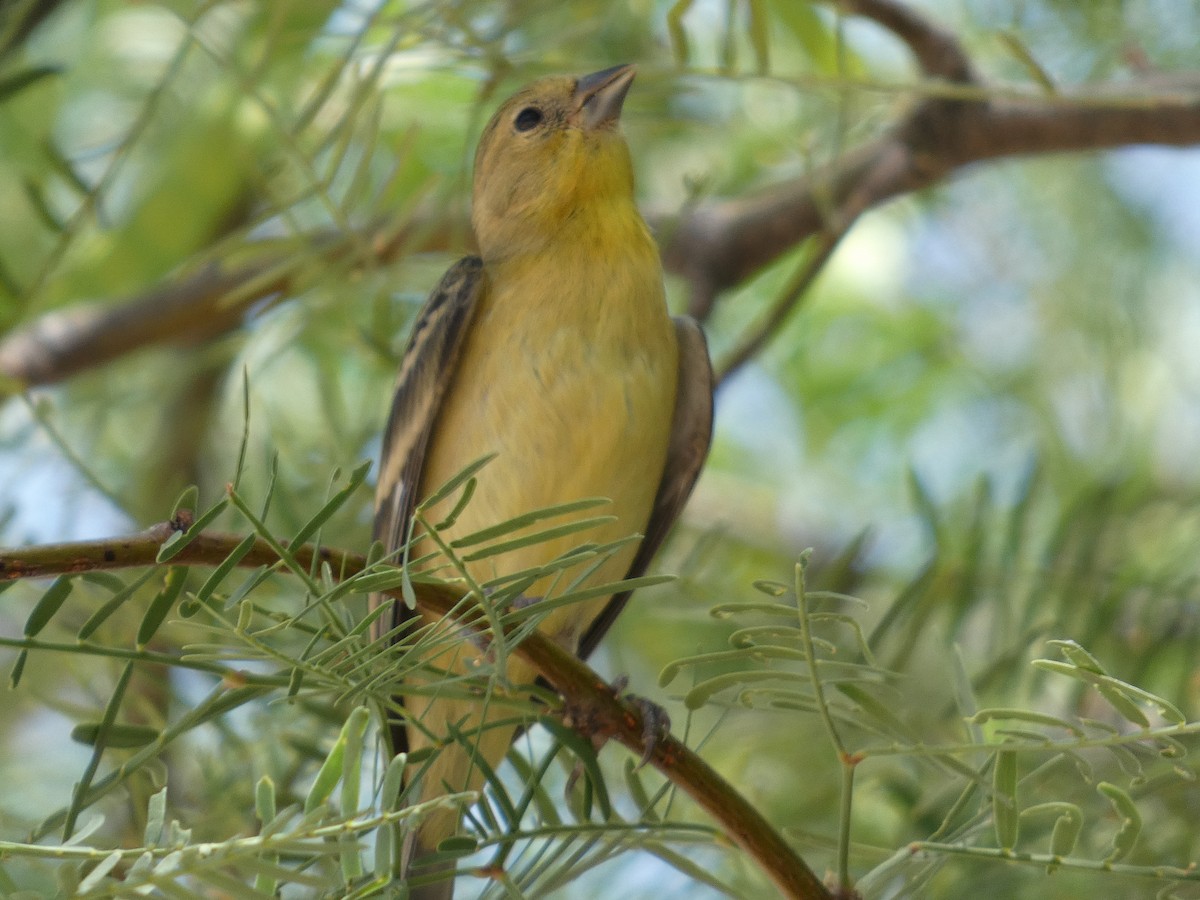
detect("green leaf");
top-left (157, 498), bottom-right (229, 562)
top-left (65, 662), bottom-right (135, 839)
top-left (1095, 682), bottom-right (1150, 728)
top-left (460, 515), bottom-right (617, 563)
top-left (8, 649), bottom-right (27, 689)
top-left (431, 835), bottom-right (478, 857)
top-left (70, 723), bottom-right (161, 749)
top-left (137, 567), bottom-right (186, 647)
top-left (144, 787), bottom-right (167, 847)
top-left (418, 454), bottom-right (496, 510)
top-left (1049, 805), bottom-right (1081, 858)
top-left (193, 533), bottom-right (258, 605)
top-left (380, 753), bottom-right (407, 810)
top-left (306, 735), bottom-right (346, 815)
top-left (290, 460), bottom-right (372, 549)
top-left (684, 670), bottom-right (803, 709)
top-left (255, 776), bottom-right (277, 825)
top-left (24, 575), bottom-right (73, 635)
top-left (992, 749), bottom-right (1019, 850)
top-left (969, 708), bottom-right (1083, 736)
top-left (1098, 781), bottom-right (1141, 862)
top-left (433, 473), bottom-right (477, 531)
top-left (450, 497), bottom-right (610, 548)
top-left (537, 715), bottom-right (612, 820)
top-left (1047, 639), bottom-right (1106, 674)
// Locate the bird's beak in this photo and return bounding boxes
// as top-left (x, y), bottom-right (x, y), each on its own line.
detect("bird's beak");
top-left (573, 64), bottom-right (636, 131)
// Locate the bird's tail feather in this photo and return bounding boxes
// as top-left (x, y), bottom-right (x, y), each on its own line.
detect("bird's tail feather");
top-left (399, 709), bottom-right (520, 899)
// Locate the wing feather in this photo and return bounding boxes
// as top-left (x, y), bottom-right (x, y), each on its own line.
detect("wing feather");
top-left (370, 256), bottom-right (485, 670)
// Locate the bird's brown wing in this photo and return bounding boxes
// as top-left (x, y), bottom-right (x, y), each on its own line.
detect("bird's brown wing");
top-left (370, 256), bottom-right (485, 753)
top-left (577, 316), bottom-right (714, 660)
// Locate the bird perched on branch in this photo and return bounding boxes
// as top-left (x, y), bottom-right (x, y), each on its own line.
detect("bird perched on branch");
top-left (371, 64), bottom-right (713, 899)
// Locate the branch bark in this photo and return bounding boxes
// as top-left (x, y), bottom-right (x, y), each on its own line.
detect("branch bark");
top-left (0, 524), bottom-right (834, 900)
top-left (666, 78), bottom-right (1200, 328)
top-left (0, 218), bottom-right (448, 387)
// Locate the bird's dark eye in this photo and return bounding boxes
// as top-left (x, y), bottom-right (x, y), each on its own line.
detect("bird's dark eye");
top-left (514, 106), bottom-right (543, 132)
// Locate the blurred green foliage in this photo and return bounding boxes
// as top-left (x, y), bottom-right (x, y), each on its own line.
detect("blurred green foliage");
top-left (2, 0), bottom-right (1200, 897)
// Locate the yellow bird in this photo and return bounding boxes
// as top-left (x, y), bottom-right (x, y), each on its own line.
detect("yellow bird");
top-left (371, 64), bottom-right (713, 898)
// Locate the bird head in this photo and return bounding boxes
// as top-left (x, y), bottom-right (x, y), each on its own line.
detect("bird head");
top-left (470, 64), bottom-right (640, 262)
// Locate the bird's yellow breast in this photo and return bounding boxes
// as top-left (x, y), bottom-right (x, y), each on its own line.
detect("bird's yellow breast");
top-left (416, 217), bottom-right (676, 653)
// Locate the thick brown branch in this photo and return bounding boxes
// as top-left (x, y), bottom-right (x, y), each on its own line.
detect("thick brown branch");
top-left (0, 261), bottom-right (275, 386)
top-left (947, 88), bottom-right (1200, 161)
top-left (0, 527), bottom-right (832, 899)
top-left (0, 216), bottom-right (456, 388)
top-left (670, 76), bottom-right (1200, 321)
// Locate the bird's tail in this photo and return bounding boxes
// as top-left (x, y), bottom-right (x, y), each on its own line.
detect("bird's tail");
top-left (402, 808), bottom-right (459, 900)
top-left (398, 693), bottom-right (521, 900)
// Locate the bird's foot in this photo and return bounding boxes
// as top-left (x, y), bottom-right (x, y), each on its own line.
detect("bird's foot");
top-left (609, 675), bottom-right (672, 769)
top-left (562, 676), bottom-right (671, 796)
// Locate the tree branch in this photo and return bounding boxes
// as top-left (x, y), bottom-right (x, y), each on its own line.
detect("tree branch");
top-left (0, 525), bottom-right (833, 900)
top-left (0, 216), bottom-right (453, 387)
top-left (840, 0), bottom-right (977, 82)
top-left (0, 260), bottom-right (276, 386)
top-left (669, 76), bottom-right (1200, 323)
top-left (2, 2), bottom-right (1198, 387)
